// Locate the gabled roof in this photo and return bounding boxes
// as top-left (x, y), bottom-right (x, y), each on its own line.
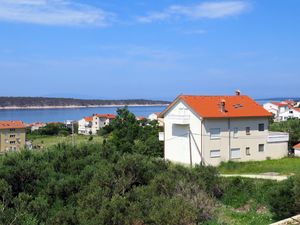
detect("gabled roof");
top-left (0, 121), bottom-right (25, 130)
top-left (293, 108), bottom-right (300, 113)
top-left (271, 102), bottom-right (288, 107)
top-left (160, 95), bottom-right (272, 119)
top-left (293, 143), bottom-right (300, 149)
top-left (94, 114), bottom-right (116, 119)
top-left (84, 116), bottom-right (93, 122)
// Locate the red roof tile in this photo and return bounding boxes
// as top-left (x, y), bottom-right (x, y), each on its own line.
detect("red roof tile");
top-left (0, 121), bottom-right (25, 130)
top-left (161, 95), bottom-right (272, 118)
top-left (271, 102), bottom-right (288, 107)
top-left (94, 114), bottom-right (116, 119)
top-left (293, 143), bottom-right (300, 149)
top-left (84, 116), bottom-right (93, 122)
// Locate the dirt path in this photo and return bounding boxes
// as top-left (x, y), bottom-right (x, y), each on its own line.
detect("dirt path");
top-left (220, 173), bottom-right (289, 181)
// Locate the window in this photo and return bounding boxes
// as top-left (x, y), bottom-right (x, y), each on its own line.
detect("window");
top-left (258, 124), bottom-right (265, 132)
top-left (233, 127), bottom-right (238, 138)
top-left (259, 144), bottom-right (265, 152)
top-left (10, 141), bottom-right (15, 144)
top-left (246, 127), bottom-right (251, 135)
top-left (210, 128), bottom-right (220, 140)
top-left (210, 150), bottom-right (220, 158)
top-left (230, 148), bottom-right (241, 159)
top-left (10, 134), bottom-right (15, 138)
top-left (246, 147), bottom-right (250, 156)
top-left (10, 129), bottom-right (15, 132)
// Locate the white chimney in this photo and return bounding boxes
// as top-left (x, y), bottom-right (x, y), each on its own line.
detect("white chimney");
top-left (235, 89), bottom-right (241, 96)
top-left (220, 99), bottom-right (226, 113)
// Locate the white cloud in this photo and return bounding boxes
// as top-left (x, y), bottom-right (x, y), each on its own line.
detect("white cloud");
top-left (0, 0), bottom-right (114, 26)
top-left (138, 1), bottom-right (249, 23)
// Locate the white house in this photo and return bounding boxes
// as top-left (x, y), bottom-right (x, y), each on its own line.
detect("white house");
top-left (294, 143), bottom-right (300, 157)
top-left (263, 102), bottom-right (289, 121)
top-left (279, 107), bottom-right (300, 121)
top-left (148, 112), bottom-right (164, 126)
top-left (160, 94), bottom-right (289, 166)
top-left (78, 117), bottom-right (93, 135)
top-left (91, 114), bottom-right (116, 135)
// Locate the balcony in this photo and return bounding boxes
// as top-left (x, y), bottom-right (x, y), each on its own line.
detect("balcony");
top-left (267, 132), bottom-right (289, 143)
top-left (167, 115), bottom-right (190, 125)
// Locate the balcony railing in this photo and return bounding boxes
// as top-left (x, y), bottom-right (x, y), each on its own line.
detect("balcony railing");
top-left (267, 132), bottom-right (289, 143)
top-left (167, 115), bottom-right (190, 125)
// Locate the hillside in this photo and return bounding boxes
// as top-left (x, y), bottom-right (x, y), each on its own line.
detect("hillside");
top-left (0, 97), bottom-right (169, 109)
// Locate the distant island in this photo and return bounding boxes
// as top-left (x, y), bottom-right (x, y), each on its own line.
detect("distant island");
top-left (0, 97), bottom-right (170, 110)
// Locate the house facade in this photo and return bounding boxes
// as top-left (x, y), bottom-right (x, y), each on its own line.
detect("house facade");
top-left (78, 117), bottom-right (93, 135)
top-left (294, 143), bottom-right (300, 157)
top-left (160, 94), bottom-right (289, 166)
top-left (279, 107), bottom-right (300, 121)
top-left (0, 121), bottom-right (26, 153)
top-left (263, 102), bottom-right (289, 121)
top-left (91, 114), bottom-right (116, 135)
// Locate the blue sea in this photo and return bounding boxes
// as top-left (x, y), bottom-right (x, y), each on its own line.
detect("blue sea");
top-left (0, 106), bottom-right (166, 123)
top-left (0, 97), bottom-right (298, 123)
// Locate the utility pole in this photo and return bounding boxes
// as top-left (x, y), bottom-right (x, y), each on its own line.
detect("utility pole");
top-left (72, 121), bottom-right (75, 148)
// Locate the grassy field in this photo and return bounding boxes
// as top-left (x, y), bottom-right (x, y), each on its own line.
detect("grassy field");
top-left (218, 157), bottom-right (300, 175)
top-left (27, 134), bottom-right (104, 149)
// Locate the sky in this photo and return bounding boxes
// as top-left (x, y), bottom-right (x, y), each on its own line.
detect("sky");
top-left (0, 0), bottom-right (299, 100)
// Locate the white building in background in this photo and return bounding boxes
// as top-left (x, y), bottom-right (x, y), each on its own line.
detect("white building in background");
top-left (279, 107), bottom-right (300, 121)
top-left (160, 92), bottom-right (289, 166)
top-left (294, 143), bottom-right (300, 157)
top-left (263, 102), bottom-right (289, 121)
top-left (148, 112), bottom-right (164, 126)
top-left (78, 117), bottom-right (93, 135)
top-left (91, 114), bottom-right (116, 135)
top-left (28, 122), bottom-right (46, 132)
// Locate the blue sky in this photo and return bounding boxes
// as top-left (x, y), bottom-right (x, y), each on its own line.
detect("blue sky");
top-left (0, 0), bottom-right (299, 100)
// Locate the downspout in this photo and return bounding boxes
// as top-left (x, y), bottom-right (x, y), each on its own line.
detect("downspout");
top-left (228, 118), bottom-right (231, 160)
top-left (189, 125), bottom-right (192, 167)
top-left (201, 119), bottom-right (204, 166)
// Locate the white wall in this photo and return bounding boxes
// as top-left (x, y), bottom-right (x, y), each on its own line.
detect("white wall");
top-left (164, 100), bottom-right (203, 165)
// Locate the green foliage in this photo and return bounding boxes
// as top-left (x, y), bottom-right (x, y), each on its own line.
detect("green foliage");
top-left (28, 123), bottom-right (71, 136)
top-left (0, 144), bottom-right (219, 224)
top-left (108, 107), bottom-right (163, 157)
top-left (219, 157), bottom-right (300, 175)
top-left (269, 118), bottom-right (300, 149)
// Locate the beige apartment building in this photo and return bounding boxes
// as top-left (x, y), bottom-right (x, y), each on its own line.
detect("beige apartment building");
top-left (160, 92), bottom-right (289, 166)
top-left (0, 121), bottom-right (26, 153)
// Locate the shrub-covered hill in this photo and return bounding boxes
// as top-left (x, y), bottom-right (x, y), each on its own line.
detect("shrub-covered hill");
top-left (0, 96), bottom-right (169, 108)
top-left (0, 144), bottom-right (220, 225)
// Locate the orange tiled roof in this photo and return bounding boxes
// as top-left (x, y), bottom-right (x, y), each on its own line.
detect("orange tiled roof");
top-left (293, 143), bottom-right (300, 149)
top-left (293, 108), bottom-right (300, 113)
top-left (0, 121), bottom-right (25, 130)
top-left (161, 95), bottom-right (272, 118)
top-left (84, 116), bottom-right (93, 122)
top-left (94, 114), bottom-right (116, 119)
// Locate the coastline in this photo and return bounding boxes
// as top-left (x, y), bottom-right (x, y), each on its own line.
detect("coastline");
top-left (0, 104), bottom-right (169, 110)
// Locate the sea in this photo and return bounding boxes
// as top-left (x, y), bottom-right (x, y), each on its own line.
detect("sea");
top-left (0, 106), bottom-right (166, 123)
top-left (0, 98), bottom-right (298, 123)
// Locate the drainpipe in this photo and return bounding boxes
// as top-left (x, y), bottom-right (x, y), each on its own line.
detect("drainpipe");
top-left (201, 119), bottom-right (204, 166)
top-left (189, 125), bottom-right (192, 167)
top-left (228, 118), bottom-right (231, 160)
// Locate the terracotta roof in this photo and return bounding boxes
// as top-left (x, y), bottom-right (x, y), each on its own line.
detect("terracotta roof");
top-left (282, 100), bottom-right (295, 105)
top-left (161, 95), bottom-right (272, 119)
top-left (94, 114), bottom-right (116, 119)
top-left (136, 116), bottom-right (146, 120)
top-left (293, 143), bottom-right (300, 149)
top-left (0, 121), bottom-right (25, 130)
top-left (271, 102), bottom-right (288, 107)
top-left (84, 116), bottom-right (93, 122)
top-left (293, 108), bottom-right (300, 112)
